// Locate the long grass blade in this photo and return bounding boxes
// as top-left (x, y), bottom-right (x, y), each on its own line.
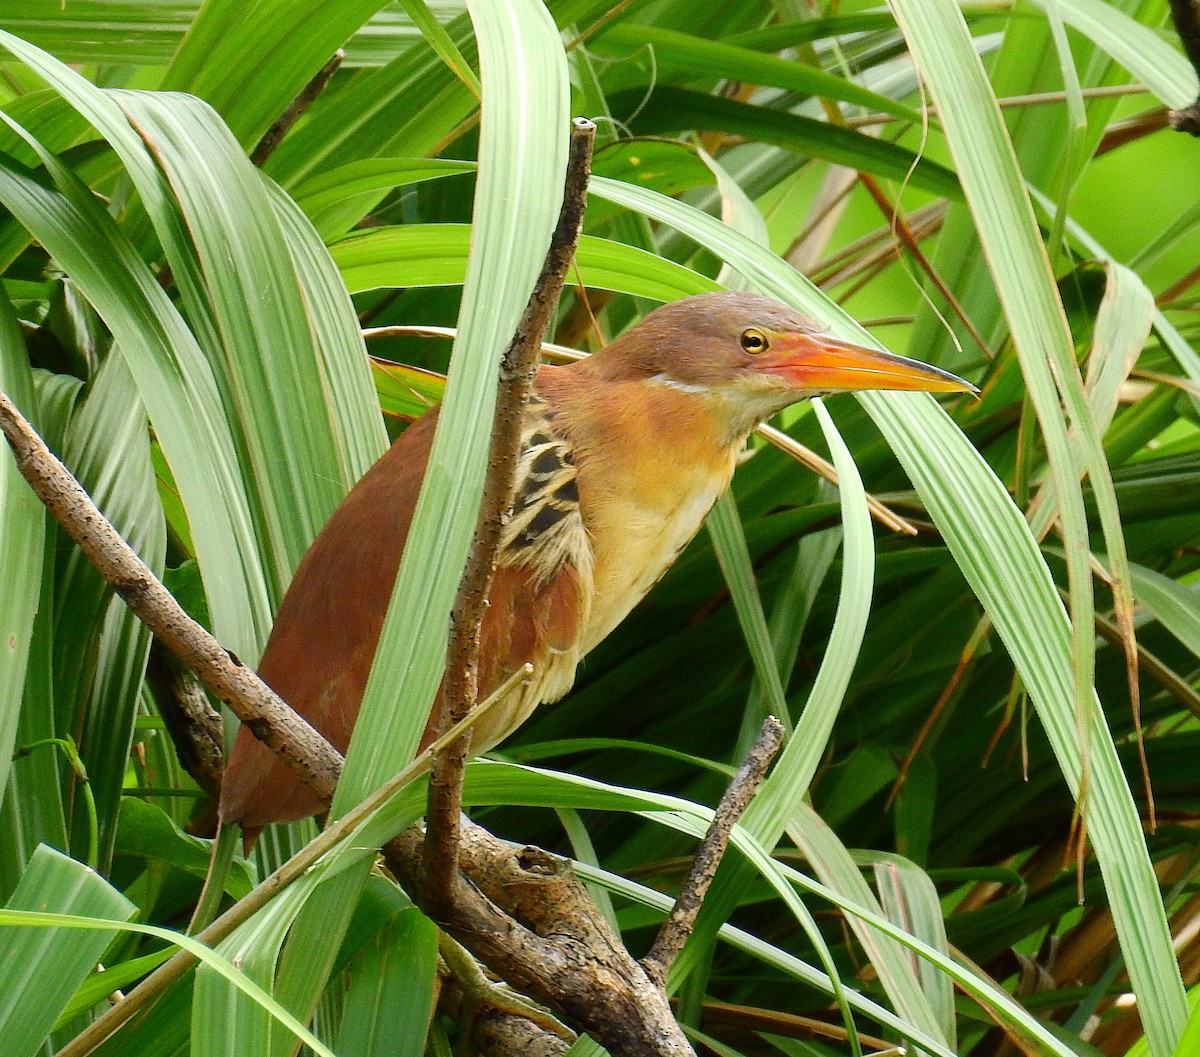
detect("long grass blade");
top-left (0, 288), bottom-right (43, 808)
top-left (218, 3), bottom-right (571, 1051)
top-left (884, 0), bottom-right (1185, 1048)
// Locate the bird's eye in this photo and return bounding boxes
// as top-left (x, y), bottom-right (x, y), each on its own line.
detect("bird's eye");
top-left (740, 328), bottom-right (769, 354)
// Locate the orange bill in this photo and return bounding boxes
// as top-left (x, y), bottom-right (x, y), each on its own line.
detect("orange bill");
top-left (763, 331), bottom-right (977, 396)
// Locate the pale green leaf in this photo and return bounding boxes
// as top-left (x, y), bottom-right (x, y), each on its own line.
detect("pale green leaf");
top-left (0, 288), bottom-right (43, 808)
top-left (0, 845), bottom-right (134, 1057)
top-left (883, 1), bottom-right (1184, 1048)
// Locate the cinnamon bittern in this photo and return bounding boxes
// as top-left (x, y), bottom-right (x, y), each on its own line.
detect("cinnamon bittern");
top-left (220, 292), bottom-right (972, 835)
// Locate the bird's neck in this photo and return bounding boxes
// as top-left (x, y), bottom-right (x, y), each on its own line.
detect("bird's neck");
top-left (539, 362), bottom-right (754, 477)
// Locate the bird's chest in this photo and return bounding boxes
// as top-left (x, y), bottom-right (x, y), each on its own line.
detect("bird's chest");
top-left (579, 437), bottom-right (738, 654)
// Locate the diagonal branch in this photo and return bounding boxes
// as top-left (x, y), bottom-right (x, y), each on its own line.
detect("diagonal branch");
top-left (642, 716), bottom-right (785, 986)
top-left (0, 389), bottom-right (342, 803)
top-left (250, 50), bottom-right (344, 167)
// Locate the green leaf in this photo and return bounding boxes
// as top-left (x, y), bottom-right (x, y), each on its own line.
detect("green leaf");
top-left (290, 157), bottom-right (476, 239)
top-left (336, 905), bottom-right (438, 1057)
top-left (707, 495), bottom-right (789, 725)
top-left (162, 0), bottom-right (393, 146)
top-left (1086, 262), bottom-right (1154, 436)
top-left (609, 86), bottom-right (961, 199)
top-left (0, 845), bottom-right (135, 1057)
top-left (884, 0), bottom-right (1185, 1049)
top-left (1130, 564), bottom-right (1200, 661)
top-left (0, 34), bottom-right (272, 657)
top-left (395, 0), bottom-right (481, 98)
top-left (0, 287), bottom-right (44, 808)
top-left (2, 899), bottom-right (336, 1057)
top-left (217, 4), bottom-right (573, 1054)
top-left (337, 0), bottom-right (568, 808)
top-left (743, 399), bottom-right (874, 839)
top-left (114, 798), bottom-right (254, 899)
top-left (54, 351), bottom-right (163, 867)
top-left (331, 224), bottom-right (718, 301)
top-left (113, 90), bottom-right (384, 594)
top-left (1021, 0), bottom-right (1198, 107)
top-left (591, 25), bottom-right (921, 120)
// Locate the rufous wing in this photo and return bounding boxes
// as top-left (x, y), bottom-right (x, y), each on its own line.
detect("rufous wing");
top-left (219, 386), bottom-right (589, 836)
top-left (219, 411), bottom-right (438, 831)
top-left (427, 559), bottom-right (585, 756)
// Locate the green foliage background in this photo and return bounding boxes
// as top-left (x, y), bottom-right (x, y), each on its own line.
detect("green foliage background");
top-left (0, 0), bottom-right (1198, 1055)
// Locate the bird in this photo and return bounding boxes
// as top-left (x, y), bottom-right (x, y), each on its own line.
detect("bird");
top-left (219, 291), bottom-right (973, 837)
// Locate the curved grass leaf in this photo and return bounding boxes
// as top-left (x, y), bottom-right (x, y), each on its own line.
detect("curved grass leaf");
top-left (1021, 0), bottom-right (1198, 107)
top-left (0, 288), bottom-right (43, 808)
top-left (0, 32), bottom-right (272, 656)
top-left (331, 224), bottom-right (719, 301)
top-left (337, 0), bottom-right (569, 810)
top-left (162, 0), bottom-right (391, 146)
top-left (609, 86), bottom-right (961, 199)
top-left (884, 0), bottom-right (1185, 1049)
top-left (335, 903), bottom-right (438, 1057)
top-left (291, 157), bottom-right (476, 238)
top-left (0, 845), bottom-right (135, 1057)
top-left (1129, 564), bottom-right (1200, 660)
top-left (788, 815), bottom-right (956, 1048)
top-left (450, 759), bottom-right (1081, 1057)
top-left (591, 24), bottom-right (921, 120)
top-left (114, 90), bottom-right (384, 594)
top-left (56, 352), bottom-right (164, 868)
top-left (588, 159), bottom-right (1184, 1045)
top-left (2, 901), bottom-right (335, 1057)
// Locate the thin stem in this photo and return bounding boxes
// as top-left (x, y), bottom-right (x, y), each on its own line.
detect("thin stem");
top-left (14, 737), bottom-right (98, 868)
top-left (250, 50), bottom-right (343, 167)
top-left (642, 716), bottom-right (785, 986)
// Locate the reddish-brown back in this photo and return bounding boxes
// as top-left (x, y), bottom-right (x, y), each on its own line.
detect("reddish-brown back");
top-left (219, 411), bottom-right (437, 830)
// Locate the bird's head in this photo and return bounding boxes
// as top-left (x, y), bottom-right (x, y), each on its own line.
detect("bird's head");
top-left (592, 292), bottom-right (975, 428)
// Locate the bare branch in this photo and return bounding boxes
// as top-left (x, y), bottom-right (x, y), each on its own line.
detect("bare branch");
top-left (423, 117), bottom-right (596, 909)
top-left (146, 639), bottom-right (225, 801)
top-left (0, 389), bottom-right (342, 803)
top-left (389, 821), bottom-right (694, 1057)
top-left (470, 1012), bottom-right (573, 1057)
top-left (642, 716), bottom-right (785, 986)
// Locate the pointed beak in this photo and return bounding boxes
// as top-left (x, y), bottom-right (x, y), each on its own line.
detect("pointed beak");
top-left (761, 331), bottom-right (977, 396)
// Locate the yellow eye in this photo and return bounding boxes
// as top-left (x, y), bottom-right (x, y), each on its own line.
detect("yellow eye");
top-left (740, 328), bottom-right (769, 354)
